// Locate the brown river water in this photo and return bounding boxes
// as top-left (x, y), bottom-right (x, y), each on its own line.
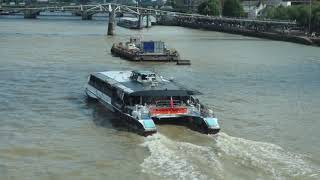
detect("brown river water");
top-left (0, 16), bottom-right (320, 180)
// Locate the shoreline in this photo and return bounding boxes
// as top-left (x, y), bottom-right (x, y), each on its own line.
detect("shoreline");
top-left (1, 15), bottom-right (318, 46)
top-left (156, 19), bottom-right (320, 47)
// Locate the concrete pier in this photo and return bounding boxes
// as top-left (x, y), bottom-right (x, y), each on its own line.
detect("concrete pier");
top-left (107, 10), bottom-right (115, 35)
top-left (137, 15), bottom-right (144, 29)
top-left (156, 15), bottom-right (316, 46)
top-left (81, 12), bottom-right (92, 20)
top-left (146, 14), bottom-right (152, 28)
top-left (72, 11), bottom-right (82, 16)
top-left (23, 9), bottom-right (38, 19)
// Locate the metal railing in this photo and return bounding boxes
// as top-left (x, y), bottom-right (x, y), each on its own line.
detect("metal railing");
top-left (1, 3), bottom-right (296, 25)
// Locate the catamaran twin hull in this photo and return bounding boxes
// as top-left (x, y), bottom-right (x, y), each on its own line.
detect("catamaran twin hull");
top-left (85, 70), bottom-right (220, 136)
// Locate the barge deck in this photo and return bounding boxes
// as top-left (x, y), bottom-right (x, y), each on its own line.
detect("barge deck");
top-left (111, 37), bottom-right (190, 64)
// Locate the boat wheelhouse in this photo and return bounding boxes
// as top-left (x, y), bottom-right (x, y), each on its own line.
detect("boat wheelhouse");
top-left (85, 70), bottom-right (220, 136)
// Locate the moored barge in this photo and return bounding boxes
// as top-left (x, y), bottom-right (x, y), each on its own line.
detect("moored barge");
top-left (85, 70), bottom-right (220, 136)
top-left (117, 17), bottom-right (141, 29)
top-left (111, 37), bottom-right (183, 62)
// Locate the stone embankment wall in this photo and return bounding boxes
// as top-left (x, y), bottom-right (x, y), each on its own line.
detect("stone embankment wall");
top-left (156, 16), bottom-right (318, 46)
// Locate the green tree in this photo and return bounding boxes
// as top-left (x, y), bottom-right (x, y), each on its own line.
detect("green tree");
top-left (264, 2), bottom-right (320, 32)
top-left (198, 0), bottom-right (221, 16)
top-left (312, 3), bottom-right (320, 32)
top-left (222, 0), bottom-right (244, 17)
top-left (165, 0), bottom-right (176, 8)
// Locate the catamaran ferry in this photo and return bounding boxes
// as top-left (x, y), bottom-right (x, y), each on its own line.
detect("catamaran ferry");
top-left (85, 70), bottom-right (220, 136)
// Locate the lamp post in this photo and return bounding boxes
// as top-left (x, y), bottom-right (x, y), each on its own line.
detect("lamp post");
top-left (309, 0), bottom-right (311, 35)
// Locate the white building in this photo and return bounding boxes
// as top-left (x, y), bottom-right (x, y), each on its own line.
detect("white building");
top-left (242, 0), bottom-right (291, 19)
top-left (242, 1), bottom-right (266, 18)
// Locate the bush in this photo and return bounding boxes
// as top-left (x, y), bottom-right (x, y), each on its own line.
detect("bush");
top-left (264, 3), bottom-right (320, 32)
top-left (222, 0), bottom-right (244, 17)
top-left (198, 0), bottom-right (221, 16)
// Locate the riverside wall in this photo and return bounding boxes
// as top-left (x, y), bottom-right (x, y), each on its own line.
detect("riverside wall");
top-left (156, 17), bottom-right (319, 46)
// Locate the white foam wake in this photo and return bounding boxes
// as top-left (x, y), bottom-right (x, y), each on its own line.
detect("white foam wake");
top-left (215, 132), bottom-right (318, 179)
top-left (140, 134), bottom-right (223, 180)
top-left (140, 132), bottom-right (319, 180)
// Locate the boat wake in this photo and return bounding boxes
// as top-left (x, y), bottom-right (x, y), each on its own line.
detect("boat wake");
top-left (141, 133), bottom-right (319, 180)
top-left (216, 133), bottom-right (318, 179)
top-left (141, 133), bottom-right (223, 180)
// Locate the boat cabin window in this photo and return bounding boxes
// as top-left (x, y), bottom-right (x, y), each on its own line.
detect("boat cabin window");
top-left (130, 72), bottom-right (138, 80)
top-left (127, 96), bottom-right (190, 106)
top-left (89, 75), bottom-right (113, 96)
top-left (127, 96), bottom-right (142, 105)
top-left (155, 100), bottom-right (182, 107)
top-left (131, 71), bottom-right (157, 82)
top-left (141, 73), bottom-right (156, 81)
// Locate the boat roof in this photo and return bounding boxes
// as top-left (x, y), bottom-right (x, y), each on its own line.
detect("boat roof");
top-left (120, 17), bottom-right (138, 21)
top-left (92, 71), bottom-right (202, 97)
top-left (132, 70), bottom-right (155, 75)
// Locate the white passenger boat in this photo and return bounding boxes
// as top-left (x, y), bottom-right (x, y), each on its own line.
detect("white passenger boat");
top-left (85, 70), bottom-right (220, 136)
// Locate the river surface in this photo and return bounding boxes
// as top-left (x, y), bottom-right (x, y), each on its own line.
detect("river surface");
top-left (1, 17), bottom-right (320, 180)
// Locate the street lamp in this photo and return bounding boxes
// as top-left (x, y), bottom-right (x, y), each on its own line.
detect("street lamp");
top-left (309, 0), bottom-right (311, 35)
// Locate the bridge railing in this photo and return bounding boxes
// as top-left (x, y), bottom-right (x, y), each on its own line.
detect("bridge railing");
top-left (1, 3), bottom-right (297, 25)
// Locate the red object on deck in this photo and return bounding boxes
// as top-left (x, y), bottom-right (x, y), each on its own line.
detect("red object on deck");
top-left (170, 97), bottom-right (174, 108)
top-left (150, 107), bottom-right (187, 116)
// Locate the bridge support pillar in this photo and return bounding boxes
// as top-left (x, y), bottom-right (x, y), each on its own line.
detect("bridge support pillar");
top-left (72, 11), bottom-right (82, 16)
top-left (137, 14), bottom-right (144, 29)
top-left (107, 10), bottom-right (115, 36)
top-left (146, 14), bottom-right (152, 28)
top-left (81, 12), bottom-right (92, 20)
top-left (24, 9), bottom-right (38, 19)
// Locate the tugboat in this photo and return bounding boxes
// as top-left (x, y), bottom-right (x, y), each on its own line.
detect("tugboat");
top-left (85, 70), bottom-right (220, 136)
top-left (117, 17), bottom-right (141, 29)
top-left (111, 37), bottom-right (190, 64)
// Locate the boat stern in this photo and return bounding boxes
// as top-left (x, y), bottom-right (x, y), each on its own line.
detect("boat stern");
top-left (138, 119), bottom-right (157, 136)
top-left (203, 117), bottom-right (220, 134)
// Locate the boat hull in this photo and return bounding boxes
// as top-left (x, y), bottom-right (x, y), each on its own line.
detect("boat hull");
top-left (86, 84), bottom-right (157, 136)
top-left (86, 86), bottom-right (220, 136)
top-left (117, 22), bottom-right (141, 29)
top-left (152, 115), bottom-right (220, 135)
top-left (85, 87), bottom-right (97, 99)
top-left (115, 110), bottom-right (157, 136)
top-left (85, 71), bottom-right (220, 136)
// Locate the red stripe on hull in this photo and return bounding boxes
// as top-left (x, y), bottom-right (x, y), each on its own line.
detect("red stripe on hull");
top-left (150, 107), bottom-right (187, 116)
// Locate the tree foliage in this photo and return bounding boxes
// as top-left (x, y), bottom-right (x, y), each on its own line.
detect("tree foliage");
top-left (264, 2), bottom-right (320, 32)
top-left (198, 0), bottom-right (221, 16)
top-left (165, 0), bottom-right (176, 8)
top-left (222, 0), bottom-right (244, 17)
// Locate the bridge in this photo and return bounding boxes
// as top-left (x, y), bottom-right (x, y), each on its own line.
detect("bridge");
top-left (0, 3), bottom-right (298, 36)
